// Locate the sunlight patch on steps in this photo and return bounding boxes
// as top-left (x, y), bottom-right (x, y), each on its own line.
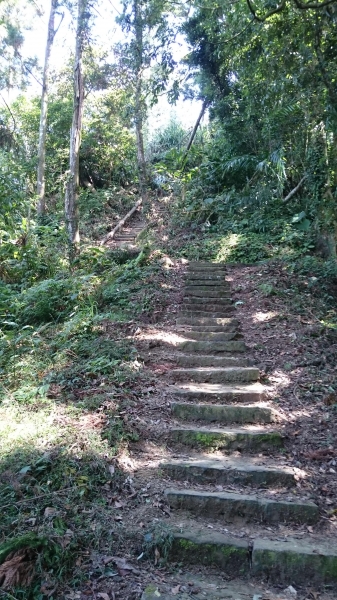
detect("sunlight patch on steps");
top-left (136, 329), bottom-right (203, 345)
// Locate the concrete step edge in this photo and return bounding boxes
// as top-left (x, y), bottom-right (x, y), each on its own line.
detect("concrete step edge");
top-left (160, 457), bottom-right (299, 487)
top-left (171, 401), bottom-right (275, 423)
top-left (170, 527), bottom-right (337, 586)
top-left (169, 382), bottom-right (266, 396)
top-left (169, 426), bottom-right (284, 451)
top-left (165, 488), bottom-right (319, 524)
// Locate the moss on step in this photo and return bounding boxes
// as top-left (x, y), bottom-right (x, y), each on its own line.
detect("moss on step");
top-left (252, 538), bottom-right (337, 586)
top-left (172, 533), bottom-right (249, 574)
top-left (170, 428), bottom-right (283, 452)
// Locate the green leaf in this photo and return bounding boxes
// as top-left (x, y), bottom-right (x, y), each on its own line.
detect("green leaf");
top-left (291, 211), bottom-right (306, 224)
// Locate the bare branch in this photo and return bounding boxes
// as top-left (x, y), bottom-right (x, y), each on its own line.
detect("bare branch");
top-left (0, 93), bottom-right (16, 132)
top-left (246, 0), bottom-right (337, 21)
top-left (222, 18), bottom-right (254, 43)
top-left (283, 174), bottom-right (307, 202)
top-left (101, 198), bottom-right (143, 245)
top-left (294, 0), bottom-right (337, 8)
top-left (246, 0), bottom-right (286, 22)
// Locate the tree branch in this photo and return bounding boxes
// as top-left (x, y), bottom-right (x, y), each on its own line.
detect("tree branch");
top-left (0, 93), bottom-right (16, 132)
top-left (246, 0), bottom-right (286, 22)
top-left (294, 0), bottom-right (337, 8)
top-left (283, 174), bottom-right (307, 202)
top-left (246, 0), bottom-right (337, 21)
top-left (222, 19), bottom-right (254, 43)
top-left (100, 198), bottom-right (143, 245)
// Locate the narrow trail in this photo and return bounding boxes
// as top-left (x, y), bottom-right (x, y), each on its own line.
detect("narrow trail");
top-left (136, 261), bottom-right (337, 600)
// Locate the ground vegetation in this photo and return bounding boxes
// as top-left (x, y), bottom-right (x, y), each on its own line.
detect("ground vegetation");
top-left (0, 0), bottom-right (337, 597)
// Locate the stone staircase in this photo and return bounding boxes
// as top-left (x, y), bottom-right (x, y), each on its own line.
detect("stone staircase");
top-left (104, 210), bottom-right (146, 248)
top-left (157, 261), bottom-right (337, 589)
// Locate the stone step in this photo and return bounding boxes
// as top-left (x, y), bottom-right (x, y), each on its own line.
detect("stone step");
top-left (170, 367), bottom-right (259, 384)
top-left (187, 262), bottom-right (226, 269)
top-left (171, 526), bottom-right (337, 586)
top-left (166, 489), bottom-right (318, 525)
top-left (177, 324), bottom-right (239, 332)
top-left (161, 456), bottom-right (297, 487)
top-left (175, 331), bottom-right (239, 342)
top-left (176, 317), bottom-right (239, 326)
top-left (141, 577), bottom-right (284, 600)
top-left (115, 233), bottom-right (136, 237)
top-left (169, 382), bottom-right (266, 402)
top-left (169, 426), bottom-right (283, 452)
top-left (185, 273), bottom-right (230, 286)
top-left (184, 288), bottom-right (232, 298)
top-left (171, 402), bottom-right (274, 424)
top-left (174, 354), bottom-right (250, 368)
top-left (180, 310), bottom-right (236, 318)
top-left (184, 282), bottom-right (230, 289)
top-left (186, 271), bottom-right (227, 278)
top-left (186, 268), bottom-right (226, 275)
top-left (176, 340), bottom-right (246, 353)
top-left (183, 295), bottom-right (233, 304)
top-left (182, 303), bottom-right (233, 313)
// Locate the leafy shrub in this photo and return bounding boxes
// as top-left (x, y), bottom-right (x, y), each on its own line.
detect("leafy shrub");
top-left (15, 275), bottom-right (100, 325)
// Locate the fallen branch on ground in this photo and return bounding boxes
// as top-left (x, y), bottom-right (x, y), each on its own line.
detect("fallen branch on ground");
top-left (100, 198), bottom-right (143, 245)
top-left (1, 487), bottom-right (75, 511)
top-left (283, 174), bottom-right (307, 203)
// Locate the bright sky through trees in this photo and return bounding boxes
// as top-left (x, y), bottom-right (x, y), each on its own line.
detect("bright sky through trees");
top-left (20, 0), bottom-right (203, 131)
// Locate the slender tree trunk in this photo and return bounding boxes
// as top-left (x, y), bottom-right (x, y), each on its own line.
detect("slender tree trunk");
top-left (65, 0), bottom-right (87, 255)
top-left (133, 0), bottom-right (147, 201)
top-left (36, 0), bottom-right (58, 216)
top-left (182, 100), bottom-right (208, 169)
top-left (186, 100), bottom-right (208, 153)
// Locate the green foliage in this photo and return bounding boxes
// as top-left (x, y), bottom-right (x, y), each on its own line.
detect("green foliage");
top-left (14, 275), bottom-right (98, 325)
top-left (177, 0), bottom-right (337, 258)
top-left (81, 89), bottom-right (137, 188)
top-left (147, 117), bottom-right (187, 163)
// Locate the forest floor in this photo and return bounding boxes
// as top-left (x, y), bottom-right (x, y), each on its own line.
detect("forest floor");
top-left (1, 198), bottom-right (337, 599)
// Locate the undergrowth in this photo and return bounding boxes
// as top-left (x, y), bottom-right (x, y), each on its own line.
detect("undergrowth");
top-left (1, 180), bottom-right (337, 597)
top-left (0, 189), bottom-right (172, 598)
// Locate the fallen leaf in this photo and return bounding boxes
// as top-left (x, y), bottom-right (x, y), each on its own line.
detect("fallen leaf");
top-left (97, 594), bottom-right (110, 600)
top-left (110, 556), bottom-right (140, 575)
top-left (307, 526), bottom-right (314, 533)
top-left (171, 585), bottom-right (180, 594)
top-left (304, 448), bottom-right (336, 460)
top-left (323, 393), bottom-right (337, 406)
top-left (0, 549), bottom-right (36, 589)
top-left (114, 501), bottom-right (124, 509)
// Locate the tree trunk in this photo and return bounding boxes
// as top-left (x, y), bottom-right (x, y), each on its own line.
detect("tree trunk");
top-left (36, 0), bottom-right (58, 216)
top-left (182, 100), bottom-right (208, 168)
top-left (133, 0), bottom-right (147, 201)
top-left (186, 100), bottom-right (208, 153)
top-left (65, 0), bottom-right (87, 255)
